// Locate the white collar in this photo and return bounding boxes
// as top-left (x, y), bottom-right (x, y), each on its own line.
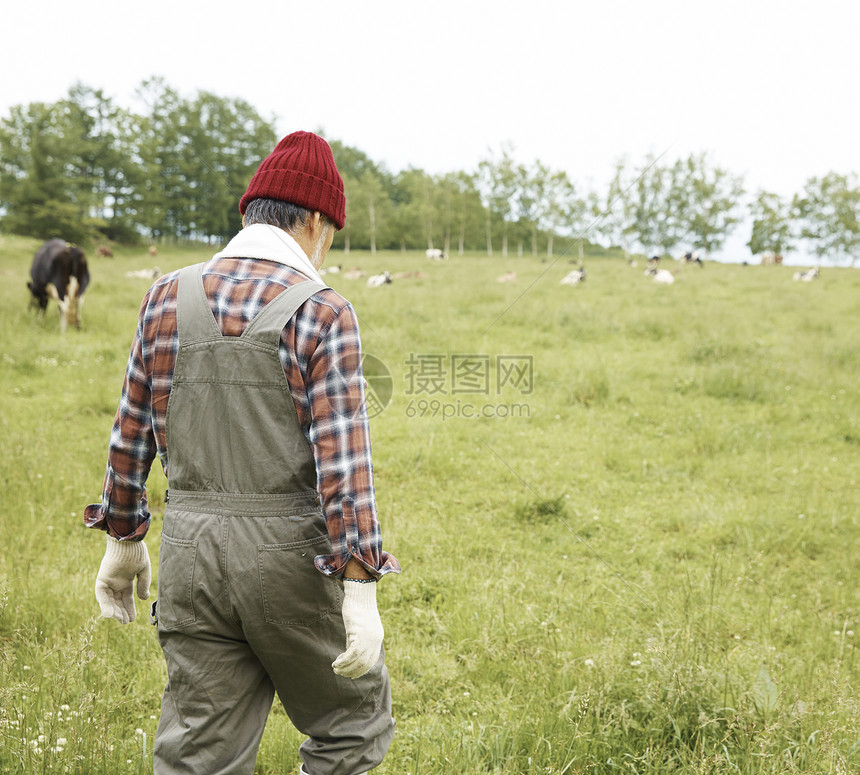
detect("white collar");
top-left (212, 223), bottom-right (324, 283)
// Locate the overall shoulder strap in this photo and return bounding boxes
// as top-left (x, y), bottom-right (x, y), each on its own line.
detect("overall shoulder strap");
top-left (176, 263), bottom-right (221, 343)
top-left (241, 281), bottom-right (328, 346)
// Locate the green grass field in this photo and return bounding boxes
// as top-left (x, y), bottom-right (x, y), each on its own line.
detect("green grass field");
top-left (1, 233), bottom-right (858, 774)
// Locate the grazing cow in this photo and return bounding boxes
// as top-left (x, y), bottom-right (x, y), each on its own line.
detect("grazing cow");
top-left (342, 267), bottom-right (365, 280)
top-left (148, 245), bottom-right (158, 258)
top-left (319, 264), bottom-right (342, 276)
top-left (426, 248), bottom-right (447, 260)
top-left (561, 267), bottom-right (586, 286)
top-left (95, 244), bottom-right (113, 258)
top-left (367, 271), bottom-right (392, 287)
top-left (28, 239), bottom-right (90, 332)
top-left (497, 271), bottom-right (517, 283)
top-left (760, 252), bottom-right (784, 266)
top-left (793, 266), bottom-right (820, 282)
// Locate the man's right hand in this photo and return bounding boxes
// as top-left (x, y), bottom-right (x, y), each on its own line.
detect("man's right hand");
top-left (95, 535), bottom-right (151, 624)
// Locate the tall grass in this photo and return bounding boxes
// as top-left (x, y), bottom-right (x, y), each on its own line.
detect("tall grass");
top-left (1, 234), bottom-right (858, 773)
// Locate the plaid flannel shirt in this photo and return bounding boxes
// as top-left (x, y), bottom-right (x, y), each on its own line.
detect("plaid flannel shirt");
top-left (84, 248), bottom-right (399, 580)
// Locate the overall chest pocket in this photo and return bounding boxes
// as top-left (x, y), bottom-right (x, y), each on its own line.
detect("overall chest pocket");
top-left (258, 534), bottom-right (343, 626)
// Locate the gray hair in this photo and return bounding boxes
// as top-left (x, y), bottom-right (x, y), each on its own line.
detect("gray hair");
top-left (243, 198), bottom-right (313, 237)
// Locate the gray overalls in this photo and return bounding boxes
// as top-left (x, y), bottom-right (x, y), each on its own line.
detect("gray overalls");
top-left (153, 264), bottom-right (394, 775)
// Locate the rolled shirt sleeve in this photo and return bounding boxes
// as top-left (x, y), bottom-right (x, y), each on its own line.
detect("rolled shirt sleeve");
top-left (84, 316), bottom-right (155, 541)
top-left (304, 303), bottom-right (400, 579)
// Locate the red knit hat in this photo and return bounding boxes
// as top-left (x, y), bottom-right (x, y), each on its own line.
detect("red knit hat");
top-left (239, 131), bottom-right (346, 230)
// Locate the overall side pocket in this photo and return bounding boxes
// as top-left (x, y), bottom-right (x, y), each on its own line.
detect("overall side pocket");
top-left (258, 534), bottom-right (342, 626)
top-left (157, 534), bottom-right (199, 630)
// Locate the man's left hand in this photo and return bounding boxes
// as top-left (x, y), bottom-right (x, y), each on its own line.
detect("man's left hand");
top-left (95, 535), bottom-right (151, 624)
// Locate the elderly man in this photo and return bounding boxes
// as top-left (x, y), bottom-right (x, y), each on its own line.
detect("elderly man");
top-left (85, 131), bottom-right (400, 775)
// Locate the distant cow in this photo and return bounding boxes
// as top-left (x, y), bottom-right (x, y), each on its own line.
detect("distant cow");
top-left (793, 266), bottom-right (820, 282)
top-left (644, 266), bottom-right (675, 284)
top-left (760, 252), bottom-right (783, 266)
top-left (367, 271), bottom-right (392, 287)
top-left (28, 239), bottom-right (90, 332)
top-left (680, 251), bottom-right (703, 267)
top-left (426, 248), bottom-right (447, 260)
top-left (561, 267), bottom-right (586, 286)
top-left (125, 266), bottom-right (161, 280)
top-left (95, 244), bottom-right (113, 258)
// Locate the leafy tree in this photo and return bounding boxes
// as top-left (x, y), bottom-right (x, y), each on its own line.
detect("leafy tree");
top-left (133, 78), bottom-right (190, 241)
top-left (477, 144), bottom-right (518, 256)
top-left (450, 171), bottom-right (484, 255)
top-left (673, 152), bottom-right (744, 255)
top-left (747, 190), bottom-right (794, 257)
top-left (627, 154), bottom-right (676, 256)
top-left (65, 83), bottom-right (143, 243)
top-left (330, 140), bottom-right (396, 252)
top-left (541, 170), bottom-right (580, 258)
top-left (395, 168), bottom-right (437, 251)
top-left (516, 161), bottom-right (550, 256)
top-left (793, 172), bottom-right (860, 265)
top-left (595, 158), bottom-right (636, 256)
top-left (0, 96), bottom-right (106, 243)
top-left (181, 91), bottom-right (276, 243)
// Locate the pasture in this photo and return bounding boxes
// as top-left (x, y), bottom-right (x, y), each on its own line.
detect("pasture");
top-left (1, 234), bottom-right (858, 774)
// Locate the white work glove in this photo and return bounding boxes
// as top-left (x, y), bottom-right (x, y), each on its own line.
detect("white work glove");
top-left (95, 535), bottom-right (151, 624)
top-left (332, 581), bottom-right (383, 679)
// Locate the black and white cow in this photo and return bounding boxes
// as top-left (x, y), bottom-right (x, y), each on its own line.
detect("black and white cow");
top-left (681, 251), bottom-right (704, 267)
top-left (425, 248), bottom-right (448, 260)
top-left (793, 266), bottom-right (820, 282)
top-left (28, 239), bottom-right (90, 332)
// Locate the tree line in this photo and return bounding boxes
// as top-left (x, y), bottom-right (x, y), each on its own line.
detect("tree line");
top-left (1, 79), bottom-right (858, 264)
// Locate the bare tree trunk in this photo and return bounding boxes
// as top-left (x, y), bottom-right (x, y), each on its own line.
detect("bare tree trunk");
top-left (532, 226), bottom-right (538, 256)
top-left (344, 234), bottom-right (350, 254)
top-left (369, 199), bottom-right (376, 255)
top-left (485, 210), bottom-right (493, 257)
top-left (459, 226), bottom-right (465, 256)
top-left (502, 231), bottom-right (508, 257)
top-left (547, 234), bottom-right (554, 258)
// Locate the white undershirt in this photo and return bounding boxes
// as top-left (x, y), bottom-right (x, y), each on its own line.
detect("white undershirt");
top-left (212, 223), bottom-right (324, 283)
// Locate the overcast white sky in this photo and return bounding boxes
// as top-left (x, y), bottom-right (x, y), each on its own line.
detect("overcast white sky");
top-left (2, 0), bottom-right (858, 261)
